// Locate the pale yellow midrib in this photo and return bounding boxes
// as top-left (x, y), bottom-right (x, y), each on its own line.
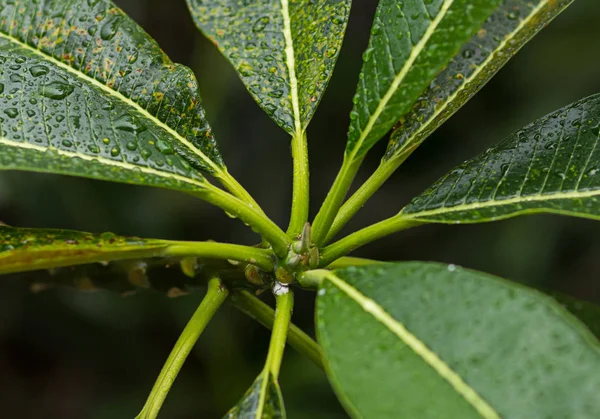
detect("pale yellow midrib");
top-left (323, 272), bottom-right (500, 419)
top-left (351, 0), bottom-right (455, 158)
top-left (280, 0), bottom-right (302, 134)
top-left (402, 186), bottom-right (600, 220)
top-left (391, 1), bottom-right (550, 159)
top-left (0, 31), bottom-right (224, 175)
top-left (0, 137), bottom-right (207, 189)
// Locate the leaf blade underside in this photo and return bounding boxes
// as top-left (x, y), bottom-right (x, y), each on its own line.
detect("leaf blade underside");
top-left (346, 0), bottom-right (502, 159)
top-left (316, 262), bottom-right (600, 419)
top-left (187, 0), bottom-right (351, 135)
top-left (384, 0), bottom-right (574, 162)
top-left (0, 0), bottom-right (225, 193)
top-left (402, 93), bottom-right (600, 223)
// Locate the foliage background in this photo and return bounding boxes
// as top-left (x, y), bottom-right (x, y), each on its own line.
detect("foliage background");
top-left (0, 1), bottom-right (599, 417)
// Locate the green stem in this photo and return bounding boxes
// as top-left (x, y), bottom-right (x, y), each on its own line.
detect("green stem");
top-left (165, 242), bottom-right (274, 271)
top-left (229, 290), bottom-right (323, 370)
top-left (264, 288), bottom-right (294, 378)
top-left (324, 156), bottom-right (407, 244)
top-left (215, 169), bottom-right (264, 214)
top-left (319, 215), bottom-right (422, 267)
top-left (287, 131), bottom-right (310, 237)
top-left (136, 277), bottom-right (228, 419)
top-left (311, 156), bottom-right (364, 246)
top-left (200, 184), bottom-right (291, 258)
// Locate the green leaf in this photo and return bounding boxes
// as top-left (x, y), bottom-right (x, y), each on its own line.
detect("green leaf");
top-left (224, 372), bottom-right (286, 419)
top-left (0, 0), bottom-right (227, 194)
top-left (402, 93), bottom-right (600, 224)
top-left (0, 226), bottom-right (168, 274)
top-left (316, 262), bottom-right (600, 419)
top-left (384, 0), bottom-right (574, 163)
top-left (187, 0), bottom-right (351, 135)
top-left (553, 293), bottom-right (600, 339)
top-left (346, 0), bottom-right (502, 159)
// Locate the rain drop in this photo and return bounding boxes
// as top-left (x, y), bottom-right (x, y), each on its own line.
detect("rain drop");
top-left (41, 81), bottom-right (74, 100)
top-left (238, 63), bottom-right (254, 77)
top-left (110, 146), bottom-right (121, 157)
top-left (100, 16), bottom-right (122, 40)
top-left (3, 108), bottom-right (18, 119)
top-left (362, 47), bottom-right (374, 62)
top-left (252, 16), bottom-right (269, 32)
top-left (29, 65), bottom-right (49, 77)
top-left (114, 114), bottom-right (146, 133)
top-left (154, 139), bottom-right (174, 155)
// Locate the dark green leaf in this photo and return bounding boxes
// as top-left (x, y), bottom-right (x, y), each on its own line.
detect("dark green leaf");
top-left (0, 226), bottom-right (168, 274)
top-left (346, 0), bottom-right (501, 159)
top-left (224, 371), bottom-right (286, 419)
top-left (0, 0), bottom-right (227, 193)
top-left (385, 0), bottom-right (574, 162)
top-left (187, 0), bottom-right (351, 134)
top-left (402, 93), bottom-right (600, 223)
top-left (316, 262), bottom-right (600, 418)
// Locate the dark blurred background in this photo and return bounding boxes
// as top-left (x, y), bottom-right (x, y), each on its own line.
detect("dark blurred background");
top-left (1, 1), bottom-right (599, 418)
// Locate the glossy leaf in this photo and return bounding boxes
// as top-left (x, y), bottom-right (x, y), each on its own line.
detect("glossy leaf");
top-left (0, 226), bottom-right (168, 274)
top-left (224, 372), bottom-right (286, 419)
top-left (402, 94), bottom-right (600, 223)
top-left (0, 0), bottom-right (226, 194)
top-left (346, 0), bottom-right (501, 159)
top-left (187, 0), bottom-right (351, 134)
top-left (316, 262), bottom-right (600, 419)
top-left (385, 0), bottom-right (574, 162)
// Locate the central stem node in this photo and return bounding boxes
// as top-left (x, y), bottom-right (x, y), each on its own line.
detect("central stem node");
top-left (275, 222), bottom-right (319, 284)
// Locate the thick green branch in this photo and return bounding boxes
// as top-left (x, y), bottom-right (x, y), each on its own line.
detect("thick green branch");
top-left (287, 131), bottom-right (310, 237)
top-left (200, 183), bottom-right (291, 258)
top-left (319, 216), bottom-right (422, 267)
top-left (136, 277), bottom-right (228, 419)
top-left (311, 156), bottom-right (364, 246)
top-left (229, 290), bottom-right (323, 370)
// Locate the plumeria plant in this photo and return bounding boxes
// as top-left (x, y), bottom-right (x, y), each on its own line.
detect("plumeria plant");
top-left (0, 0), bottom-right (599, 418)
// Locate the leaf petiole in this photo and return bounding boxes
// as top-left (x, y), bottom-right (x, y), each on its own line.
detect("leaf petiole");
top-left (324, 152), bottom-right (411, 243)
top-left (136, 277), bottom-right (228, 419)
top-left (264, 288), bottom-right (294, 377)
top-left (319, 215), bottom-right (422, 267)
top-left (229, 290), bottom-right (322, 370)
top-left (165, 242), bottom-right (274, 271)
top-left (311, 156), bottom-right (364, 246)
top-left (199, 183), bottom-right (291, 257)
top-left (287, 130), bottom-right (310, 237)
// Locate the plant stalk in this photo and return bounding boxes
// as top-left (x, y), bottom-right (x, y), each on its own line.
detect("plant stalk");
top-left (264, 288), bottom-right (294, 378)
top-left (311, 155), bottom-right (364, 246)
top-left (287, 131), bottom-right (310, 237)
top-left (229, 290), bottom-right (323, 370)
top-left (165, 242), bottom-right (274, 271)
top-left (136, 277), bottom-right (228, 419)
top-left (215, 169), bottom-right (264, 214)
top-left (200, 183), bottom-right (291, 258)
top-left (319, 215), bottom-right (422, 267)
top-left (324, 156), bottom-right (408, 243)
